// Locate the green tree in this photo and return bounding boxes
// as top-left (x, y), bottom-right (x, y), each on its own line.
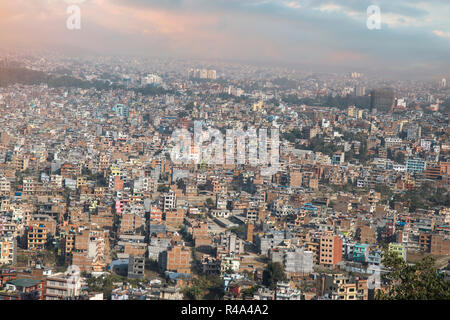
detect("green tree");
top-left (262, 262), bottom-right (287, 290)
top-left (354, 228), bottom-right (361, 242)
top-left (183, 275), bottom-right (224, 300)
top-left (205, 198), bottom-right (215, 209)
top-left (184, 285), bottom-right (202, 300)
top-left (376, 252), bottom-right (450, 300)
top-left (157, 184), bottom-right (169, 192)
top-left (358, 139), bottom-right (368, 163)
top-left (393, 152), bottom-right (405, 164)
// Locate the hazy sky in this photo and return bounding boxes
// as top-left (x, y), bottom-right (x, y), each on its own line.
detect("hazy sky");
top-left (1, 0), bottom-right (449, 78)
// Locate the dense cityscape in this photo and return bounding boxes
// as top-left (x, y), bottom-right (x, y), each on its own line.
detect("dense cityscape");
top-left (0, 52), bottom-right (448, 301)
top-left (1, 0), bottom-right (450, 304)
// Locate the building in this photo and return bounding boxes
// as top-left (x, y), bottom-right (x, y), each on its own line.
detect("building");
top-left (256, 231), bottom-right (285, 256)
top-left (220, 254), bottom-right (240, 274)
top-left (207, 70), bottom-right (217, 80)
top-left (0, 236), bottom-right (16, 265)
top-left (370, 88), bottom-right (395, 113)
top-left (161, 245), bottom-right (191, 274)
top-left (284, 247), bottom-right (314, 275)
top-left (164, 208), bottom-right (186, 227)
top-left (143, 74), bottom-right (163, 86)
top-left (246, 223), bottom-right (254, 243)
top-left (289, 171), bottom-right (302, 188)
top-left (4, 279), bottom-right (44, 300)
top-left (275, 281), bottom-right (303, 300)
top-left (317, 273), bottom-right (368, 300)
top-left (220, 231), bottom-right (245, 255)
top-left (319, 234), bottom-right (343, 266)
top-left (160, 190), bottom-right (177, 211)
top-left (128, 256), bottom-right (145, 279)
top-left (352, 244), bottom-right (369, 263)
top-left (430, 235), bottom-right (450, 256)
top-left (406, 158), bottom-right (426, 174)
top-left (45, 271), bottom-right (82, 300)
top-left (148, 237), bottom-right (171, 261)
top-left (27, 223), bottom-right (48, 251)
top-left (0, 176), bottom-right (11, 195)
top-left (120, 206), bottom-right (145, 235)
top-left (355, 86), bottom-right (366, 97)
top-left (388, 243), bottom-right (406, 261)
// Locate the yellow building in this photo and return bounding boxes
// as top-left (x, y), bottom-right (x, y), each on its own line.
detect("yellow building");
top-left (336, 282), bottom-right (358, 300)
top-left (110, 166), bottom-right (121, 176)
top-left (388, 243), bottom-right (406, 261)
top-left (357, 109), bottom-right (363, 119)
top-left (0, 236), bottom-right (16, 265)
top-left (27, 224), bottom-right (48, 251)
top-left (253, 101), bottom-right (263, 112)
top-left (76, 176), bottom-right (87, 188)
top-left (347, 106), bottom-right (356, 117)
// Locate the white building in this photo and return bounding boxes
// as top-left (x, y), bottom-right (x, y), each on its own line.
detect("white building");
top-left (45, 269), bottom-right (82, 300)
top-left (143, 74), bottom-right (163, 86)
top-left (284, 247), bottom-right (314, 274)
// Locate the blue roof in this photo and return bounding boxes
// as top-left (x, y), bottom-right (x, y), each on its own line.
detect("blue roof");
top-left (167, 272), bottom-right (191, 279)
top-left (110, 259), bottom-right (129, 266)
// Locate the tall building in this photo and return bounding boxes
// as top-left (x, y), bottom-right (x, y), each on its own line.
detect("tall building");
top-left (355, 86), bottom-right (366, 97)
top-left (189, 68), bottom-right (217, 80)
top-left (27, 224), bottom-right (48, 251)
top-left (370, 88), bottom-right (395, 113)
top-left (160, 190), bottom-right (177, 212)
top-left (246, 223), bottom-right (254, 243)
top-left (0, 236), bottom-right (16, 265)
top-left (199, 69), bottom-right (208, 79)
top-left (319, 234), bottom-right (343, 267)
top-left (207, 69), bottom-right (217, 80)
top-left (162, 245), bottom-right (191, 274)
top-left (441, 78), bottom-right (447, 89)
top-left (284, 247), bottom-right (314, 275)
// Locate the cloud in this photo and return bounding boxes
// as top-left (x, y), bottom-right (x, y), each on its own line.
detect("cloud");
top-left (283, 1), bottom-right (302, 9)
top-left (0, 0), bottom-right (449, 78)
top-left (433, 30), bottom-right (450, 38)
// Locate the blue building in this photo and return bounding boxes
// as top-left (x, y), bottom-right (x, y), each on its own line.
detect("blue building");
top-left (113, 104), bottom-right (129, 118)
top-left (352, 244), bottom-right (369, 263)
top-left (109, 259), bottom-right (130, 276)
top-left (332, 154), bottom-right (344, 165)
top-left (406, 158), bottom-right (426, 174)
top-left (368, 248), bottom-right (382, 266)
top-left (300, 203), bottom-right (318, 215)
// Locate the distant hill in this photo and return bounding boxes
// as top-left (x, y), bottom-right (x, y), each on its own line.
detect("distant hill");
top-left (0, 66), bottom-right (172, 96)
top-left (0, 67), bottom-right (49, 87)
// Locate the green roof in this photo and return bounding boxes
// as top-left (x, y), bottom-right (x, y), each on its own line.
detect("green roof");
top-left (7, 278), bottom-right (41, 288)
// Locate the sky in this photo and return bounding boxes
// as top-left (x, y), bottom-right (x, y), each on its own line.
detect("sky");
top-left (1, 0), bottom-right (449, 78)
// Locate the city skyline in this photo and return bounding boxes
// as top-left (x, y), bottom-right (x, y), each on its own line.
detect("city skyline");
top-left (0, 0), bottom-right (449, 304)
top-left (1, 0), bottom-right (450, 79)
